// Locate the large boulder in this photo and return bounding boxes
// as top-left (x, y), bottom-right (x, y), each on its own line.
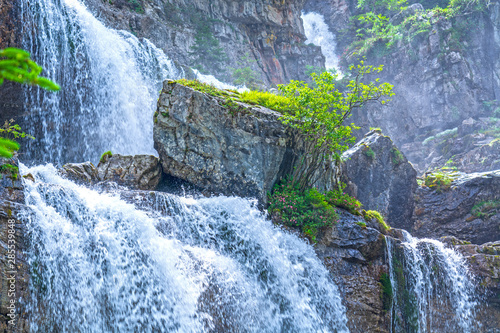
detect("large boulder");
top-left (59, 162), bottom-right (99, 185)
top-left (96, 154), bottom-right (162, 190)
top-left (340, 130), bottom-right (418, 229)
top-left (153, 81), bottom-right (296, 201)
top-left (413, 170), bottom-right (500, 244)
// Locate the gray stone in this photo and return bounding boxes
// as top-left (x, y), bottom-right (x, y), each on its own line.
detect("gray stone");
top-left (413, 170), bottom-right (500, 244)
top-left (59, 162), bottom-right (99, 185)
top-left (97, 154), bottom-right (162, 190)
top-left (153, 81), bottom-right (293, 201)
top-left (340, 130), bottom-right (418, 230)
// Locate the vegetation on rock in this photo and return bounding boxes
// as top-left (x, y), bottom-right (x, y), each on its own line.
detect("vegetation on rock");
top-left (471, 200), bottom-right (500, 219)
top-left (100, 151), bottom-right (113, 163)
top-left (423, 170), bottom-right (457, 192)
top-left (364, 209), bottom-right (390, 230)
top-left (268, 179), bottom-right (362, 242)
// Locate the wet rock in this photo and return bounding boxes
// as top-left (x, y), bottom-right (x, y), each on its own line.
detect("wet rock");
top-left (59, 162), bottom-right (99, 185)
top-left (153, 81), bottom-right (293, 201)
top-left (96, 154), bottom-right (162, 190)
top-left (340, 130), bottom-right (418, 230)
top-left (0, 159), bottom-right (29, 332)
top-left (315, 209), bottom-right (390, 332)
top-left (413, 170), bottom-right (500, 244)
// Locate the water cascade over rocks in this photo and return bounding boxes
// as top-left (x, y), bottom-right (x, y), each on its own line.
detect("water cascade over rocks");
top-left (21, 164), bottom-right (350, 332)
top-left (387, 232), bottom-right (477, 332)
top-left (19, 0), bottom-right (235, 165)
top-left (3, 0), bottom-right (485, 331)
top-left (301, 12), bottom-right (340, 71)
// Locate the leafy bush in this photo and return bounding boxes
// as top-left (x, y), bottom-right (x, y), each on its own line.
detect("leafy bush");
top-left (326, 183), bottom-right (362, 215)
top-left (391, 147), bottom-right (405, 165)
top-left (423, 171), bottom-right (456, 192)
top-left (364, 210), bottom-right (390, 230)
top-left (0, 163), bottom-right (18, 180)
top-left (0, 48), bottom-right (58, 159)
top-left (268, 179), bottom-right (339, 242)
top-left (471, 200), bottom-right (500, 219)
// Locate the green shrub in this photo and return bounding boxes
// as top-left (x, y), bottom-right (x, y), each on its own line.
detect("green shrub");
top-left (100, 151), bottom-right (113, 163)
top-left (391, 147), bottom-right (405, 165)
top-left (267, 178), bottom-right (339, 243)
top-left (0, 163), bottom-right (18, 180)
top-left (363, 210), bottom-right (390, 230)
top-left (471, 200), bottom-right (500, 219)
top-left (423, 171), bottom-right (456, 193)
top-left (326, 183), bottom-right (363, 215)
top-left (364, 145), bottom-right (376, 159)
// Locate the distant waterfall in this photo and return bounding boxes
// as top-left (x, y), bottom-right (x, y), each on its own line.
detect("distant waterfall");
top-left (20, 164), bottom-right (350, 332)
top-left (301, 12), bottom-right (339, 71)
top-left (387, 232), bottom-right (477, 332)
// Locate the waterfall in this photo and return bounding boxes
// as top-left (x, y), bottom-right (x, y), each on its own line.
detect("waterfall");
top-left (20, 164), bottom-right (350, 332)
top-left (301, 12), bottom-right (339, 71)
top-left (18, 0), bottom-right (235, 165)
top-left (387, 231), bottom-right (477, 332)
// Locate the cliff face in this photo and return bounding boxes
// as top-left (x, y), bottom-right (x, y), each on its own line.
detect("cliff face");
top-left (305, 0), bottom-right (500, 172)
top-left (84, 0), bottom-right (324, 85)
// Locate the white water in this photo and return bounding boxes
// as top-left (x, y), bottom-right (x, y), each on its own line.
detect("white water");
top-left (301, 12), bottom-right (339, 71)
top-left (19, 0), bottom-right (236, 165)
top-left (20, 164), bottom-right (350, 332)
top-left (387, 231), bottom-right (477, 332)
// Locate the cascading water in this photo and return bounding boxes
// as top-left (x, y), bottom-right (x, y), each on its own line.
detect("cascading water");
top-left (20, 164), bottom-right (350, 332)
top-left (18, 0), bottom-right (235, 165)
top-left (301, 12), bottom-right (339, 71)
top-left (386, 231), bottom-right (477, 333)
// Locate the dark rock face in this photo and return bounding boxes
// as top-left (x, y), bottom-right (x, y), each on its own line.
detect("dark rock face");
top-left (83, 0), bottom-right (324, 85)
top-left (315, 209), bottom-right (390, 333)
top-left (0, 159), bottom-right (29, 332)
top-left (0, 0), bottom-right (24, 126)
top-left (96, 154), bottom-right (162, 190)
top-left (340, 130), bottom-right (418, 229)
top-left (413, 170), bottom-right (500, 244)
top-left (154, 80), bottom-right (293, 200)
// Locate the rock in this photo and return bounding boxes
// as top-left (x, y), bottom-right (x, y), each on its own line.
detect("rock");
top-left (340, 130), bottom-right (418, 230)
top-left (153, 80), bottom-right (293, 200)
top-left (412, 170), bottom-right (500, 244)
top-left (96, 154), bottom-right (162, 190)
top-left (0, 159), bottom-right (29, 332)
top-left (315, 209), bottom-right (390, 332)
top-left (59, 162), bottom-right (99, 185)
top-left (81, 0), bottom-right (324, 85)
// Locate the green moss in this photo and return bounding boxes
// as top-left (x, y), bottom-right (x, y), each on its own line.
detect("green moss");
top-left (379, 272), bottom-right (393, 312)
top-left (100, 151), bottom-right (113, 163)
top-left (423, 171), bottom-right (457, 193)
top-left (356, 221), bottom-right (367, 227)
top-left (0, 163), bottom-right (18, 180)
top-left (471, 200), bottom-right (500, 219)
top-left (363, 210), bottom-right (390, 230)
top-left (391, 147), bottom-right (405, 165)
top-left (363, 145), bottom-right (376, 159)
